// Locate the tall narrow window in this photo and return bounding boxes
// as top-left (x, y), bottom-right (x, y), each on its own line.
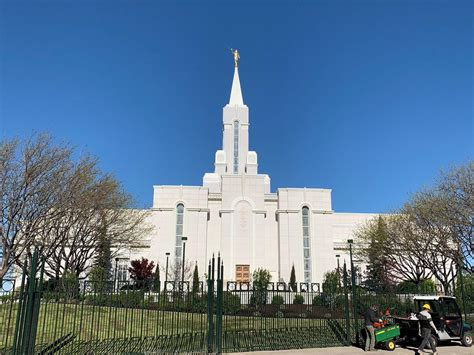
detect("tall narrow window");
top-left (175, 204), bottom-right (184, 262)
top-left (233, 121), bottom-right (239, 174)
top-left (302, 207), bottom-right (312, 283)
top-left (117, 259), bottom-right (130, 282)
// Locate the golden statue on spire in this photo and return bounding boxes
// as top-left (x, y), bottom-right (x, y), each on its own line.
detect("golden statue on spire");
top-left (230, 48), bottom-right (240, 67)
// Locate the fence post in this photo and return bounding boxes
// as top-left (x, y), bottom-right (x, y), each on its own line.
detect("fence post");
top-left (29, 259), bottom-right (45, 353)
top-left (215, 255), bottom-right (224, 354)
top-left (207, 256), bottom-right (215, 353)
top-left (343, 262), bottom-right (351, 346)
top-left (350, 254), bottom-right (358, 341)
top-left (12, 263), bottom-right (28, 354)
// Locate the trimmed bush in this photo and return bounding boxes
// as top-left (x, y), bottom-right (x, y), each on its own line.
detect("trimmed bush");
top-left (312, 295), bottom-right (324, 306)
top-left (84, 291), bottom-right (145, 308)
top-left (293, 294), bottom-right (304, 304)
top-left (271, 295), bottom-right (284, 305)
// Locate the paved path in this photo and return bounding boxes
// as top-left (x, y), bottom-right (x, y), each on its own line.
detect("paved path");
top-left (229, 344), bottom-right (472, 355)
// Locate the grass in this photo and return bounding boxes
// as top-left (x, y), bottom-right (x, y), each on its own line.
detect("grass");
top-left (0, 301), bottom-right (347, 352)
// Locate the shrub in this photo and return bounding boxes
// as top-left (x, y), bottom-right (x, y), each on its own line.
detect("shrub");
top-left (293, 294), bottom-right (304, 304)
top-left (84, 291), bottom-right (145, 308)
top-left (312, 295), bottom-right (324, 306)
top-left (191, 293), bottom-right (208, 313)
top-left (396, 279), bottom-right (436, 294)
top-left (89, 266), bottom-right (111, 293)
top-left (271, 295), bottom-right (284, 305)
top-left (250, 290), bottom-right (267, 306)
top-left (56, 272), bottom-right (80, 299)
top-left (223, 292), bottom-right (241, 314)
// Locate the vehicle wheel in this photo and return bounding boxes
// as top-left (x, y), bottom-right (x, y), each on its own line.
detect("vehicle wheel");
top-left (461, 332), bottom-right (473, 347)
top-left (385, 340), bottom-right (396, 351)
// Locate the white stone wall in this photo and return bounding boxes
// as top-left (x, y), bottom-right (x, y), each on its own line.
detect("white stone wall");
top-left (125, 68), bottom-right (382, 287)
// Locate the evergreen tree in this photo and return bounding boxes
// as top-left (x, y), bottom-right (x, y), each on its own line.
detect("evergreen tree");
top-left (95, 217), bottom-right (112, 281)
top-left (363, 216), bottom-right (393, 292)
top-left (152, 263), bottom-right (161, 292)
top-left (89, 265), bottom-right (109, 293)
top-left (289, 265), bottom-right (297, 292)
top-left (192, 263), bottom-right (200, 295)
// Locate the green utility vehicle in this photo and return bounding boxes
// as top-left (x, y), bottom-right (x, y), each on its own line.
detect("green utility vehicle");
top-left (374, 324), bottom-right (400, 351)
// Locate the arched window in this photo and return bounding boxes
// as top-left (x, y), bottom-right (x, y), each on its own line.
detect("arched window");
top-left (175, 204), bottom-right (184, 260)
top-left (233, 121), bottom-right (239, 174)
top-left (302, 207), bottom-right (312, 283)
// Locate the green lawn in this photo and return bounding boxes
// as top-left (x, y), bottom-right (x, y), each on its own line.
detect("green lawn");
top-left (1, 301), bottom-right (345, 352)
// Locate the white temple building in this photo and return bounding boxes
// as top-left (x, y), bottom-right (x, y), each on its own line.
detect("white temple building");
top-left (127, 63), bottom-right (379, 286)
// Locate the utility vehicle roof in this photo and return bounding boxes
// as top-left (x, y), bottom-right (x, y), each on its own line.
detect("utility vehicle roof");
top-left (413, 295), bottom-right (456, 301)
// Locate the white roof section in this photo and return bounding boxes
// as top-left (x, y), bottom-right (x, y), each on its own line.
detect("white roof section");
top-left (413, 295), bottom-right (456, 300)
top-left (228, 67), bottom-right (244, 105)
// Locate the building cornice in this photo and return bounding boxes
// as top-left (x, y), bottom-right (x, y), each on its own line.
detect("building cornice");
top-left (275, 209), bottom-right (334, 214)
top-left (219, 209), bottom-right (267, 217)
top-left (187, 208), bottom-right (210, 213)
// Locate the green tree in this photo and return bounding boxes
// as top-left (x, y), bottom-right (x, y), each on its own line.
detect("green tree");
top-left (396, 279), bottom-right (436, 294)
top-left (251, 268), bottom-right (272, 306)
top-left (192, 264), bottom-right (200, 295)
top-left (322, 270), bottom-right (341, 294)
top-left (152, 263), bottom-right (160, 292)
top-left (89, 265), bottom-right (109, 293)
top-left (357, 216), bottom-right (394, 292)
top-left (95, 218), bottom-right (112, 281)
top-left (289, 265), bottom-right (297, 292)
top-left (253, 268), bottom-right (272, 289)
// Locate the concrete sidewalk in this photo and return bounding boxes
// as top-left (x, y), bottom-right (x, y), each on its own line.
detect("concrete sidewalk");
top-left (229, 344), bottom-right (472, 355)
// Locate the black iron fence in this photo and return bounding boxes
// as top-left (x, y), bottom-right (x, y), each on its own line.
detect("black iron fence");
top-left (1, 253), bottom-right (473, 354)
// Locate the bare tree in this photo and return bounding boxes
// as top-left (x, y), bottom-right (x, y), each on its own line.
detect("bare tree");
top-left (0, 134), bottom-right (151, 281)
top-left (0, 135), bottom-right (73, 279)
top-left (401, 193), bottom-right (459, 294)
top-left (162, 259), bottom-right (194, 282)
top-left (43, 174), bottom-right (151, 279)
top-left (384, 215), bottom-right (433, 286)
top-left (355, 162), bottom-right (473, 294)
top-left (436, 162), bottom-right (473, 271)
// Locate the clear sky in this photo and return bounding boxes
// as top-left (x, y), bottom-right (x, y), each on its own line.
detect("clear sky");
top-left (0, 0), bottom-right (472, 212)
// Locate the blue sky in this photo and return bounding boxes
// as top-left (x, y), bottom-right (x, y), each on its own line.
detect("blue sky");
top-left (0, 0), bottom-right (472, 212)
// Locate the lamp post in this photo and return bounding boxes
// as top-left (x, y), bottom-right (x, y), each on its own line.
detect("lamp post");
top-left (348, 239), bottom-right (357, 328)
top-left (165, 252), bottom-right (170, 284)
top-left (181, 237), bottom-right (188, 284)
top-left (348, 239), bottom-right (356, 286)
top-left (336, 254), bottom-right (341, 287)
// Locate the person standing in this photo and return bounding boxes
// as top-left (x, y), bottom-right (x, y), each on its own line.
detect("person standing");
top-left (364, 304), bottom-right (382, 351)
top-left (417, 304), bottom-right (438, 355)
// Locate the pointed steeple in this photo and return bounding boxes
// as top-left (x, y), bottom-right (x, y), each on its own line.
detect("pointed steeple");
top-left (229, 67), bottom-right (244, 106)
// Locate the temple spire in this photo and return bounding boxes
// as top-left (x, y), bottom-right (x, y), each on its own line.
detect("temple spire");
top-left (229, 67), bottom-right (244, 106)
